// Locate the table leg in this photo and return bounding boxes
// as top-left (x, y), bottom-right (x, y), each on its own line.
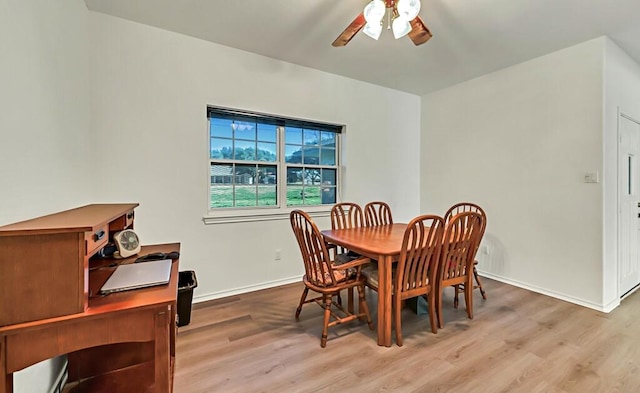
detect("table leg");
top-left (377, 255), bottom-right (393, 347)
top-left (155, 305), bottom-right (171, 392)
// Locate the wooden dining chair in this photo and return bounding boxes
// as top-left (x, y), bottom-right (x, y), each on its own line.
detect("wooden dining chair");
top-left (437, 211), bottom-right (484, 328)
top-left (364, 201), bottom-right (393, 227)
top-left (290, 210), bottom-right (374, 348)
top-left (444, 202), bottom-right (488, 301)
top-left (362, 215), bottom-right (445, 346)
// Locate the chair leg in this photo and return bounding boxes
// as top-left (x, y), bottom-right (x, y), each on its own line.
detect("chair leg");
top-left (437, 288), bottom-right (444, 329)
top-left (321, 294), bottom-right (332, 348)
top-left (453, 285), bottom-right (460, 309)
top-left (473, 265), bottom-right (487, 299)
top-left (347, 287), bottom-right (354, 314)
top-left (394, 295), bottom-right (403, 347)
top-left (295, 287), bottom-right (309, 319)
top-left (426, 292), bottom-right (437, 334)
top-left (357, 285), bottom-right (374, 330)
top-left (465, 278), bottom-right (474, 320)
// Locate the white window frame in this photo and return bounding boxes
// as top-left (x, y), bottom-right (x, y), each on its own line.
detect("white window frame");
top-left (203, 107), bottom-right (343, 224)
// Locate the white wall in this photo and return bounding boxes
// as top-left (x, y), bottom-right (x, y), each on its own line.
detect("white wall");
top-left (0, 0), bottom-right (90, 391)
top-left (88, 12), bottom-right (421, 301)
top-left (603, 38), bottom-right (640, 309)
top-left (421, 38), bottom-right (606, 309)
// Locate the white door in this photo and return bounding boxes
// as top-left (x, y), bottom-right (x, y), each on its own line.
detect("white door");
top-left (619, 114), bottom-right (640, 297)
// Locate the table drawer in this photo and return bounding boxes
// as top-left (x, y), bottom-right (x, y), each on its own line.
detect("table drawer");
top-left (109, 209), bottom-right (135, 232)
top-left (86, 225), bottom-right (108, 256)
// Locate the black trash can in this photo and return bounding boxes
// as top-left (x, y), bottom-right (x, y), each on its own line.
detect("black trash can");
top-left (177, 270), bottom-right (198, 327)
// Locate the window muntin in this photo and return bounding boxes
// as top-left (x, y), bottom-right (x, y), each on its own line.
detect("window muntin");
top-left (208, 107), bottom-right (340, 211)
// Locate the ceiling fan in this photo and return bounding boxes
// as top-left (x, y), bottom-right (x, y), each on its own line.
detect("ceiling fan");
top-left (332, 0), bottom-right (432, 47)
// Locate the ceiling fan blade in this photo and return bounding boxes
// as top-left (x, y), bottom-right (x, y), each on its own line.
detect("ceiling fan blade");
top-left (332, 13), bottom-right (366, 47)
top-left (408, 16), bottom-right (432, 46)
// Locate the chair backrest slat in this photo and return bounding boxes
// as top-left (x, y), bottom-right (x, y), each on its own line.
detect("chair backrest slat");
top-left (330, 202), bottom-right (365, 229)
top-left (364, 201), bottom-right (393, 227)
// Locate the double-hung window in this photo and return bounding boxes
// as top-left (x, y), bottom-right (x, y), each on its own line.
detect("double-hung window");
top-left (207, 107), bottom-right (342, 218)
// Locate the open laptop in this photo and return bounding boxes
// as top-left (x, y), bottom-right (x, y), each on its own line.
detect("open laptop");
top-left (100, 259), bottom-right (172, 295)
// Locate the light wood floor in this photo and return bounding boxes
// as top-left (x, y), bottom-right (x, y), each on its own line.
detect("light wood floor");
top-left (173, 278), bottom-right (640, 393)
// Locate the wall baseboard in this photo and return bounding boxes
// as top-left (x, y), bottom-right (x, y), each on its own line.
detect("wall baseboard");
top-left (193, 275), bottom-right (303, 303)
top-left (479, 270), bottom-right (610, 312)
top-left (193, 271), bottom-right (618, 313)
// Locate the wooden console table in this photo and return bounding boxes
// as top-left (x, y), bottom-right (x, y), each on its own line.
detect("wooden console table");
top-left (0, 204), bottom-right (179, 393)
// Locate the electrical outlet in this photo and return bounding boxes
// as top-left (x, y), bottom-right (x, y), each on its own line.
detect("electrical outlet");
top-left (274, 249), bottom-right (281, 260)
top-left (584, 172), bottom-right (599, 183)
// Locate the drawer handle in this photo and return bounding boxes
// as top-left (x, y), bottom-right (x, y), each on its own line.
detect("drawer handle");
top-left (94, 230), bottom-right (105, 241)
top-left (127, 212), bottom-right (134, 219)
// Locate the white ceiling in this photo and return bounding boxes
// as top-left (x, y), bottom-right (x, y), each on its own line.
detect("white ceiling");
top-left (84, 0), bottom-right (640, 95)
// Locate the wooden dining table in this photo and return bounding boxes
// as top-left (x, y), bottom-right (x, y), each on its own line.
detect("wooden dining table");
top-left (321, 223), bottom-right (407, 347)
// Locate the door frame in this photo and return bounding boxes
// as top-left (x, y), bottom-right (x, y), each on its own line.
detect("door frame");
top-left (618, 110), bottom-right (640, 299)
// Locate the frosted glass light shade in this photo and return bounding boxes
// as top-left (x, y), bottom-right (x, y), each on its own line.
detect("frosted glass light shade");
top-left (392, 16), bottom-right (411, 39)
top-left (364, 0), bottom-right (385, 24)
top-left (397, 0), bottom-right (421, 21)
top-left (363, 22), bottom-right (383, 40)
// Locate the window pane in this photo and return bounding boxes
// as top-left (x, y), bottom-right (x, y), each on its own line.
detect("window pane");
top-left (322, 169), bottom-right (336, 185)
top-left (211, 138), bottom-right (232, 159)
top-left (285, 145), bottom-right (303, 163)
top-left (257, 165), bottom-right (277, 185)
top-left (303, 130), bottom-right (320, 146)
top-left (303, 187), bottom-right (321, 205)
top-left (211, 185), bottom-right (234, 208)
top-left (287, 167), bottom-right (304, 185)
top-left (258, 186), bottom-right (277, 206)
top-left (235, 164), bottom-right (256, 184)
top-left (302, 148), bottom-right (320, 165)
top-left (321, 186), bottom-right (336, 205)
top-left (210, 164), bottom-right (233, 185)
top-left (287, 186), bottom-right (304, 206)
top-left (304, 168), bottom-right (322, 186)
top-left (320, 132), bottom-right (336, 148)
top-left (257, 124), bottom-right (277, 143)
top-left (211, 118), bottom-right (233, 138)
top-left (235, 186), bottom-right (257, 207)
top-left (285, 127), bottom-right (303, 145)
top-left (234, 140), bottom-right (256, 161)
top-left (320, 148), bottom-right (336, 165)
top-left (233, 120), bottom-right (256, 140)
top-left (256, 142), bottom-right (277, 162)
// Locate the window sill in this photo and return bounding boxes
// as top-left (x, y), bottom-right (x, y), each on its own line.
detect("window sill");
top-left (202, 208), bottom-right (331, 224)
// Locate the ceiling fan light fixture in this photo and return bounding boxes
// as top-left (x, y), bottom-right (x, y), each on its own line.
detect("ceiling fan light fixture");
top-left (364, 0), bottom-right (386, 24)
top-left (363, 22), bottom-right (383, 40)
top-left (392, 15), bottom-right (412, 39)
top-left (397, 0), bottom-right (421, 21)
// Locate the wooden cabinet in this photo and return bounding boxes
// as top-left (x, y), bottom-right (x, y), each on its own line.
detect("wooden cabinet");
top-left (0, 204), bottom-right (178, 393)
top-left (0, 204), bottom-right (138, 326)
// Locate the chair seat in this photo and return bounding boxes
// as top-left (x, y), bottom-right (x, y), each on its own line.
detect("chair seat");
top-left (334, 251), bottom-right (361, 265)
top-left (362, 265), bottom-right (393, 291)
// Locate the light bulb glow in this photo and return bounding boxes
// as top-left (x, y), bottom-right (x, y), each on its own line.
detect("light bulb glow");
top-left (364, 0), bottom-right (386, 24)
top-left (397, 0), bottom-right (421, 21)
top-left (363, 22), bottom-right (383, 40)
top-left (392, 15), bottom-right (411, 39)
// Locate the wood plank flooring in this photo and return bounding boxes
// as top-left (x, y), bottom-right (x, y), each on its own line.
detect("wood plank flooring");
top-left (173, 279), bottom-right (640, 393)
